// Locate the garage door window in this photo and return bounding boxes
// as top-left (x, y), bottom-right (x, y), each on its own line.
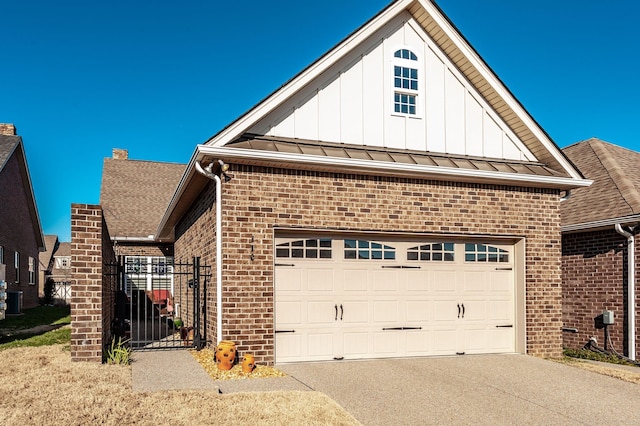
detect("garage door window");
top-left (276, 239), bottom-right (332, 259)
top-left (407, 242), bottom-right (454, 261)
top-left (465, 243), bottom-right (509, 263)
top-left (344, 239), bottom-right (395, 260)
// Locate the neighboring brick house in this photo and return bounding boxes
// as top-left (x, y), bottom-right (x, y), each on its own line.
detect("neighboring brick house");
top-left (561, 138), bottom-right (640, 360)
top-left (0, 123), bottom-right (45, 311)
top-left (38, 234), bottom-right (59, 297)
top-left (149, 0), bottom-right (590, 364)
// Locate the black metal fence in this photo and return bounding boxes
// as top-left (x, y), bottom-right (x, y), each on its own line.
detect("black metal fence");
top-left (110, 256), bottom-right (210, 351)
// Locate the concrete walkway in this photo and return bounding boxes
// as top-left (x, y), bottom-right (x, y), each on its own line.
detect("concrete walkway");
top-left (132, 351), bottom-right (640, 424)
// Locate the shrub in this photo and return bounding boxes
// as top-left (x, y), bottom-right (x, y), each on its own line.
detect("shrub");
top-left (105, 337), bottom-right (132, 365)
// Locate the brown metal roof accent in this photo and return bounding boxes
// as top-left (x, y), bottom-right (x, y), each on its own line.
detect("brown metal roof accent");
top-left (228, 136), bottom-right (566, 179)
top-left (562, 138), bottom-right (640, 227)
top-left (100, 157), bottom-right (186, 239)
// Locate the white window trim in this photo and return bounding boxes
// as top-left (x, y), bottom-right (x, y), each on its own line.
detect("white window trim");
top-left (390, 46), bottom-right (423, 119)
top-left (15, 251), bottom-right (20, 283)
top-left (28, 256), bottom-right (36, 285)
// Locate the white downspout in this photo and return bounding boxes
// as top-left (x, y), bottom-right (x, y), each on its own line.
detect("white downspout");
top-left (615, 223), bottom-right (636, 360)
top-left (195, 161), bottom-right (224, 345)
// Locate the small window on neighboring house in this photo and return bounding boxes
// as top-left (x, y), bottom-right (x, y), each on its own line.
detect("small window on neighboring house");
top-left (55, 256), bottom-right (71, 268)
top-left (0, 246), bottom-right (4, 264)
top-left (15, 252), bottom-right (20, 283)
top-left (28, 257), bottom-right (35, 285)
top-left (392, 48), bottom-right (419, 116)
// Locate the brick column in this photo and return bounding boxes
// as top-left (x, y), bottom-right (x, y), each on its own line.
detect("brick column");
top-left (70, 204), bottom-right (105, 362)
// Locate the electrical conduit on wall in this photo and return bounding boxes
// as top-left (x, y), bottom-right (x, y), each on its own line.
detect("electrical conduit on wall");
top-left (615, 223), bottom-right (636, 361)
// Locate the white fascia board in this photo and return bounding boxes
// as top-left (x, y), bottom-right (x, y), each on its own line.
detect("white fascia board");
top-left (418, 0), bottom-right (581, 180)
top-left (207, 0), bottom-right (413, 148)
top-left (197, 145), bottom-right (592, 190)
top-left (561, 215), bottom-right (640, 233)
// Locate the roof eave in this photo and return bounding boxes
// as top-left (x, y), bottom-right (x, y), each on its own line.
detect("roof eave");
top-left (562, 215), bottom-right (640, 234)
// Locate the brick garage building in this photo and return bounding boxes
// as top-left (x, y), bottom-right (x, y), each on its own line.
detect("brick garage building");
top-left (561, 138), bottom-right (640, 360)
top-left (0, 123), bottom-right (45, 311)
top-left (153, 0), bottom-right (590, 364)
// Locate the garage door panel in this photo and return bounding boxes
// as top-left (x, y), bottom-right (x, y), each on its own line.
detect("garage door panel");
top-left (490, 328), bottom-right (515, 352)
top-left (405, 330), bottom-right (430, 354)
top-left (343, 331), bottom-right (369, 356)
top-left (460, 299), bottom-right (487, 322)
top-left (342, 301), bottom-right (369, 324)
top-left (373, 300), bottom-right (399, 323)
top-left (490, 270), bottom-right (513, 292)
top-left (406, 300), bottom-right (430, 322)
top-left (276, 300), bottom-right (303, 325)
top-left (433, 300), bottom-right (458, 322)
top-left (463, 327), bottom-right (488, 353)
top-left (343, 269), bottom-right (368, 291)
top-left (432, 329), bottom-right (457, 354)
top-left (276, 334), bottom-right (302, 360)
top-left (373, 331), bottom-right (400, 355)
top-left (308, 332), bottom-right (335, 357)
top-left (307, 269), bottom-right (335, 292)
top-left (373, 269), bottom-right (400, 291)
top-left (307, 301), bottom-right (337, 324)
top-left (433, 271), bottom-right (457, 292)
top-left (406, 270), bottom-right (430, 291)
top-left (489, 300), bottom-right (512, 321)
top-left (276, 268), bottom-right (303, 292)
top-left (462, 271), bottom-right (487, 292)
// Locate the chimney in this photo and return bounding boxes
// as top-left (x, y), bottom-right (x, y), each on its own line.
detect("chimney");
top-left (0, 123), bottom-right (17, 135)
top-left (112, 148), bottom-right (128, 160)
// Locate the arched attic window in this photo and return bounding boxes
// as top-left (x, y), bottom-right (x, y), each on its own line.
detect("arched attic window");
top-left (392, 48), bottom-right (419, 116)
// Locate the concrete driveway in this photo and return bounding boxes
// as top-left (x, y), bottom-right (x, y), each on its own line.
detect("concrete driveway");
top-left (279, 354), bottom-right (640, 425)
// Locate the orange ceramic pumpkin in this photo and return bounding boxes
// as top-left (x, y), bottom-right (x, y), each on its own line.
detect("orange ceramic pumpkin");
top-left (215, 340), bottom-right (236, 370)
top-left (241, 354), bottom-right (255, 373)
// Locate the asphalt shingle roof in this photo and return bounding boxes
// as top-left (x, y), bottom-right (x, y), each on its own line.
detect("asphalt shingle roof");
top-left (0, 135), bottom-right (20, 171)
top-left (100, 157), bottom-right (186, 239)
top-left (561, 138), bottom-right (640, 226)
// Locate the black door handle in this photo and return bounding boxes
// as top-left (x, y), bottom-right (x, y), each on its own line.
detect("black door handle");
top-left (340, 304), bottom-right (344, 320)
top-left (461, 303), bottom-right (465, 318)
top-left (335, 304), bottom-right (338, 321)
top-left (457, 303), bottom-right (461, 318)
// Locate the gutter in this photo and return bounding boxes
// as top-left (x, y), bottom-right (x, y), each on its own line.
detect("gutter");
top-left (615, 223), bottom-right (636, 361)
top-left (194, 161), bottom-right (224, 345)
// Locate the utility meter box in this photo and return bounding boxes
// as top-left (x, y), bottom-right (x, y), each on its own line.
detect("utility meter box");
top-left (603, 310), bottom-right (614, 325)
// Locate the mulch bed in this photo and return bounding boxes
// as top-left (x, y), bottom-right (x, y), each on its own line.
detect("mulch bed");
top-left (190, 348), bottom-right (286, 380)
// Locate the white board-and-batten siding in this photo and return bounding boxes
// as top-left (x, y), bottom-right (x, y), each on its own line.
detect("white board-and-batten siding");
top-left (248, 12), bottom-right (535, 162)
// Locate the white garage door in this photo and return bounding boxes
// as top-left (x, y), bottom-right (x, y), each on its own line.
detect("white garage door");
top-left (275, 235), bottom-right (515, 363)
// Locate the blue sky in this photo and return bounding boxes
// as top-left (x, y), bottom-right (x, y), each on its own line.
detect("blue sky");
top-left (2, 0), bottom-right (638, 242)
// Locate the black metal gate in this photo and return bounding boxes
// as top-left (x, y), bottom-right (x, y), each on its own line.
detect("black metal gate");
top-left (112, 256), bottom-right (210, 351)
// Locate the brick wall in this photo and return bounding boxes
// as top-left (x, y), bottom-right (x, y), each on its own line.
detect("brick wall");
top-left (113, 242), bottom-right (174, 257)
top-left (0, 144), bottom-right (40, 308)
top-left (70, 204), bottom-right (116, 362)
top-left (562, 229), bottom-right (639, 358)
top-left (175, 165), bottom-right (564, 363)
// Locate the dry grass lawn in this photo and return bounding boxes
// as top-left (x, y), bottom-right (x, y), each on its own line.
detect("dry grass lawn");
top-left (1, 344), bottom-right (360, 426)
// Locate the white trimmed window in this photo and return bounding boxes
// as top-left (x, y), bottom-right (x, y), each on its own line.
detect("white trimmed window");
top-left (0, 246), bottom-right (3, 264)
top-left (28, 256), bottom-right (35, 285)
top-left (392, 48), bottom-right (419, 116)
top-left (15, 252), bottom-right (20, 283)
top-left (55, 256), bottom-right (71, 268)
